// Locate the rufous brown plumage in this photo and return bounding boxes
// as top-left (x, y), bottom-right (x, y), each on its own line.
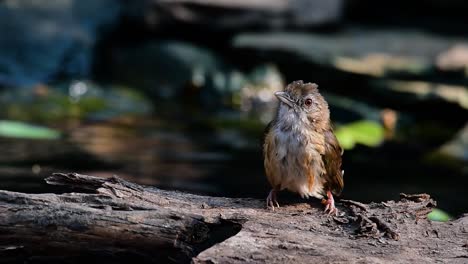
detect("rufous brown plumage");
top-left (263, 80), bottom-right (344, 215)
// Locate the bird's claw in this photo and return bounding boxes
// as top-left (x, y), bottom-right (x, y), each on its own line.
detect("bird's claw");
top-left (322, 191), bottom-right (338, 216)
top-left (267, 199), bottom-right (280, 210)
top-left (324, 202), bottom-right (338, 216)
top-left (266, 190), bottom-right (280, 210)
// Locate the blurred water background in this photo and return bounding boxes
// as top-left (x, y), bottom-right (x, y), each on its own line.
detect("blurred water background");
top-left (0, 0), bottom-right (466, 217)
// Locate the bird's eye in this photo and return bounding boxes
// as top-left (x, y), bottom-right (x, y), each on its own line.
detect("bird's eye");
top-left (305, 98), bottom-right (313, 107)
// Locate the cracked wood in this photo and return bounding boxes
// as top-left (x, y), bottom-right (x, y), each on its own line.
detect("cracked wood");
top-left (0, 173), bottom-right (467, 263)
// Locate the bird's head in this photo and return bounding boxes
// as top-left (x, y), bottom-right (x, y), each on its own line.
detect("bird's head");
top-left (274, 80), bottom-right (330, 130)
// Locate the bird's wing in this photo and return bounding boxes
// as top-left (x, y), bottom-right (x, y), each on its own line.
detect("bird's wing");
top-left (262, 121), bottom-right (281, 188)
top-left (322, 129), bottom-right (344, 196)
top-left (261, 120), bottom-right (274, 157)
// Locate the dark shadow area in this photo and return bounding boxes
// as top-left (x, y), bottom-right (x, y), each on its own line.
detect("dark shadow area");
top-left (191, 220), bottom-right (243, 261)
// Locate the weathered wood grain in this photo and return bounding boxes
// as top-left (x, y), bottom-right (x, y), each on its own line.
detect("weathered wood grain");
top-left (0, 173), bottom-right (467, 263)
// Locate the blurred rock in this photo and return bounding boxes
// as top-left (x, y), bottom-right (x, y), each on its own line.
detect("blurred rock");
top-left (110, 41), bottom-right (285, 117)
top-left (108, 41), bottom-right (239, 100)
top-left (372, 80), bottom-right (468, 110)
top-left (0, 81), bottom-right (152, 123)
top-left (141, 0), bottom-right (343, 30)
top-left (238, 64), bottom-right (284, 123)
top-left (232, 29), bottom-right (468, 78)
top-left (322, 93), bottom-right (384, 122)
top-left (438, 123), bottom-right (468, 163)
top-left (436, 44), bottom-right (468, 74)
top-left (0, 0), bottom-right (121, 86)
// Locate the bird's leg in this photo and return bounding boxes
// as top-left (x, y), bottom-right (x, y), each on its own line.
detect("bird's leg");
top-left (266, 189), bottom-right (280, 210)
top-left (321, 190), bottom-right (338, 216)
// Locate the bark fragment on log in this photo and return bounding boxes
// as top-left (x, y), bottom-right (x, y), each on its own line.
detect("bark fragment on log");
top-left (0, 173), bottom-right (467, 263)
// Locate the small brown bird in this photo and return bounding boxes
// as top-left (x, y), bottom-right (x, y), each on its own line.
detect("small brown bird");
top-left (263, 80), bottom-right (344, 215)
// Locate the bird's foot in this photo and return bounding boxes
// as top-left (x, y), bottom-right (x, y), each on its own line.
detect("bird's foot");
top-left (321, 190), bottom-right (338, 216)
top-left (266, 189), bottom-right (280, 210)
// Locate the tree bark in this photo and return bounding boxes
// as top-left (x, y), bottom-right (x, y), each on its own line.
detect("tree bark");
top-left (0, 173), bottom-right (467, 263)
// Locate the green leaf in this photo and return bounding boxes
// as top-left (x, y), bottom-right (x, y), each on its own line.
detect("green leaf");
top-left (335, 120), bottom-right (384, 150)
top-left (334, 129), bottom-right (356, 150)
top-left (427, 208), bottom-right (452, 222)
top-left (0, 120), bottom-right (61, 140)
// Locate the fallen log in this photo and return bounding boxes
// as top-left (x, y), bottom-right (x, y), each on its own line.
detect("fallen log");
top-left (0, 173), bottom-right (467, 263)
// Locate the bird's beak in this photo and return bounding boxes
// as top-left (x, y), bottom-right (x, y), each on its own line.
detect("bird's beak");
top-left (275, 91), bottom-right (294, 108)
